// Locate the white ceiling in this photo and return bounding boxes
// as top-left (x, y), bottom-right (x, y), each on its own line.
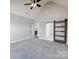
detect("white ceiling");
top-left (10, 0), bottom-right (68, 19)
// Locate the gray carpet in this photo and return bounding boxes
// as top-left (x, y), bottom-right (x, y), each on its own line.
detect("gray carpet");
top-left (10, 39), bottom-right (68, 59)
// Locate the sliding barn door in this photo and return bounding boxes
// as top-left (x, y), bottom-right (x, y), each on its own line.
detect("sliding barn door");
top-left (53, 19), bottom-right (67, 44)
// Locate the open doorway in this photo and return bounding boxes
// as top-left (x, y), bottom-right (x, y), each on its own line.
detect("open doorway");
top-left (34, 25), bottom-right (39, 38)
top-left (46, 23), bottom-right (53, 41)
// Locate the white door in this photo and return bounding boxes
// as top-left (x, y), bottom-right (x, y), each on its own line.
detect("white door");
top-left (46, 23), bottom-right (53, 41)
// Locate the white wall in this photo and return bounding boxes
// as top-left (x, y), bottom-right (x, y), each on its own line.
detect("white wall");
top-left (10, 13), bottom-right (34, 43)
top-left (34, 2), bottom-right (68, 41)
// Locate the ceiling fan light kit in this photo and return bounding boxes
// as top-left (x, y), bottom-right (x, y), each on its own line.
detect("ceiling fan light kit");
top-left (34, 3), bottom-right (37, 7)
top-left (24, 0), bottom-right (41, 9)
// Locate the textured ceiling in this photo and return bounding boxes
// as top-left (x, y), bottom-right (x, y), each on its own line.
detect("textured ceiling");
top-left (10, 0), bottom-right (68, 19)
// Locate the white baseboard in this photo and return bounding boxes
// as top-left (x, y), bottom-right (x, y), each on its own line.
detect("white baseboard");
top-left (10, 37), bottom-right (30, 44)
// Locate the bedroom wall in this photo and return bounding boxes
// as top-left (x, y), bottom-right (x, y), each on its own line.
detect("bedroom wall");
top-left (34, 1), bottom-right (68, 41)
top-left (10, 13), bottom-right (34, 43)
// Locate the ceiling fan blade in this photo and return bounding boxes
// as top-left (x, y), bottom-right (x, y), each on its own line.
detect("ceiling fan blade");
top-left (37, 0), bottom-right (41, 2)
top-left (37, 4), bottom-right (41, 7)
top-left (30, 7), bottom-right (33, 9)
top-left (31, 0), bottom-right (32, 2)
top-left (31, 0), bottom-right (41, 3)
top-left (31, 0), bottom-right (34, 3)
top-left (24, 3), bottom-right (31, 5)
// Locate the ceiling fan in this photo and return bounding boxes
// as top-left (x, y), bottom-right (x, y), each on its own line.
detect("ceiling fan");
top-left (24, 0), bottom-right (41, 9)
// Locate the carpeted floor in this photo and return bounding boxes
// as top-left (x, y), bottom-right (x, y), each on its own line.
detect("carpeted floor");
top-left (10, 39), bottom-right (68, 59)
